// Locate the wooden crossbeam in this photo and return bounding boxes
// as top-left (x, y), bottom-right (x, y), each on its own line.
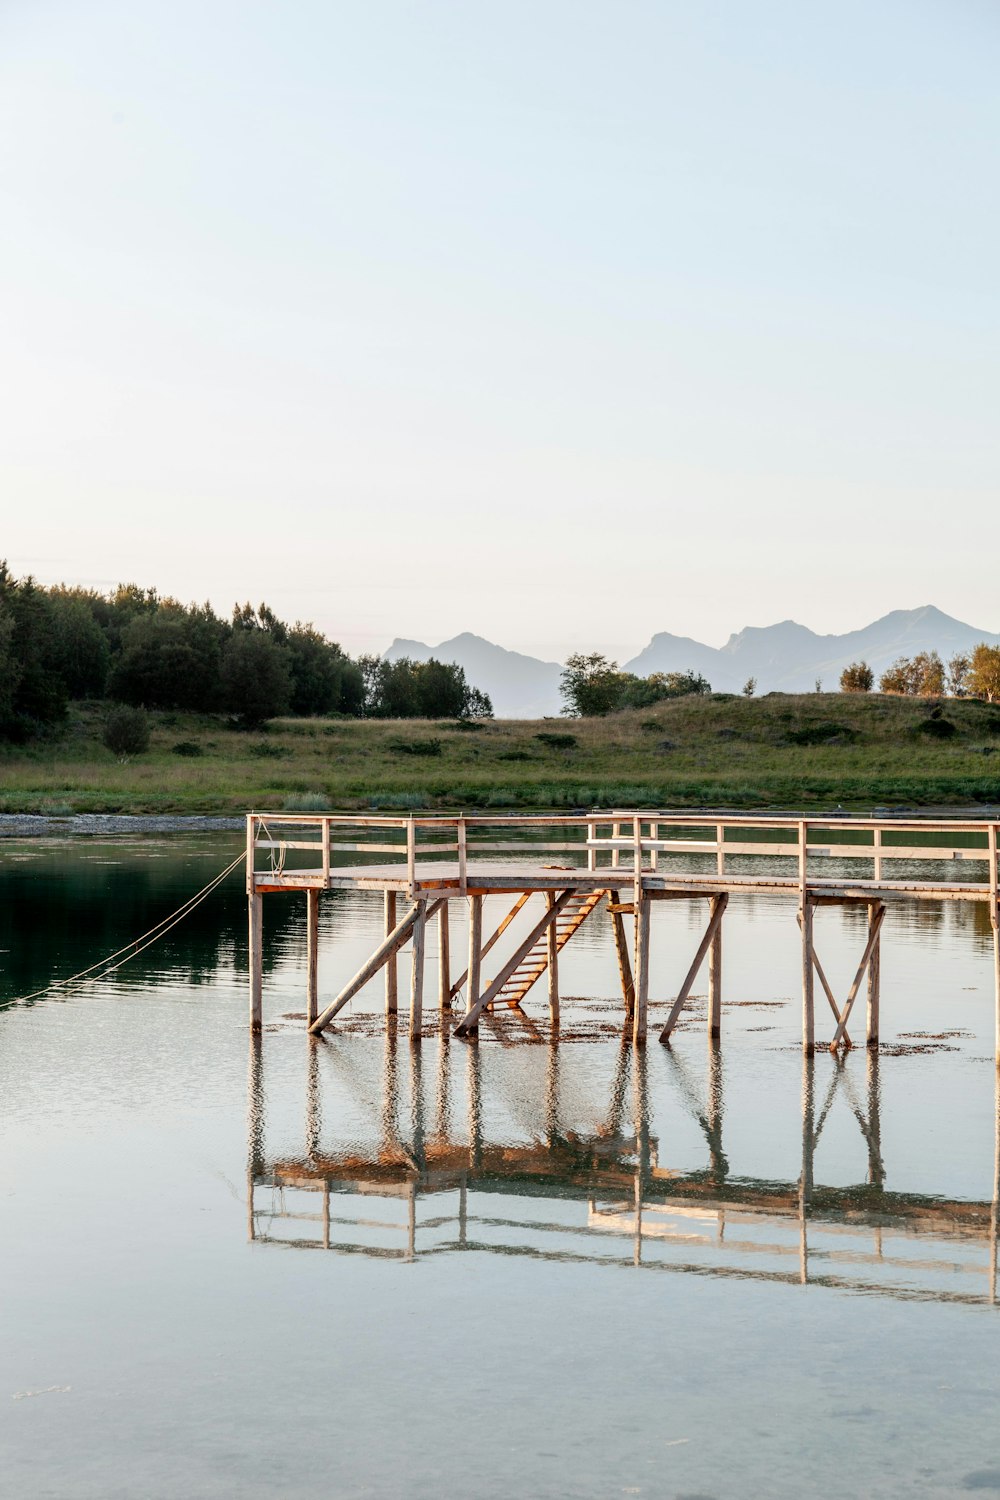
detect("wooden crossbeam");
top-left (309, 898), bottom-right (445, 1035)
top-left (454, 892), bottom-right (575, 1037)
top-left (658, 894), bottom-right (729, 1043)
top-left (448, 892), bottom-right (532, 999)
top-left (830, 905), bottom-right (886, 1052)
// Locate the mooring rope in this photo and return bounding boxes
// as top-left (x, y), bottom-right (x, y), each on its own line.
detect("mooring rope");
top-left (4, 849), bottom-right (247, 1007)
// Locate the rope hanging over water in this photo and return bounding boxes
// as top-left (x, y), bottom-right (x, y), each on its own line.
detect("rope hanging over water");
top-left (5, 849), bottom-right (247, 1008)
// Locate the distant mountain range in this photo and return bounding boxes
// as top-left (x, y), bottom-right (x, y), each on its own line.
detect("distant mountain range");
top-left (384, 607), bottom-right (1000, 718)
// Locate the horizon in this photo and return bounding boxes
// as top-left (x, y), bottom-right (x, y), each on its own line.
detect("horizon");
top-left (3, 1), bottom-right (998, 659)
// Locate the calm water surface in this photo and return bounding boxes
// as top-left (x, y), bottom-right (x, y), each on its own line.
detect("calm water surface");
top-left (2, 834), bottom-right (1000, 1499)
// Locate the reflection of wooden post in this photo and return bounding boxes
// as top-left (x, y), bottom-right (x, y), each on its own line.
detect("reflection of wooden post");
top-left (990, 824), bottom-right (1000, 1068)
top-left (322, 1182), bottom-right (330, 1250)
top-left (992, 1063), bottom-right (999, 1305)
top-left (467, 1044), bottom-right (482, 1172)
top-left (305, 1040), bottom-right (321, 1157)
top-left (799, 1051), bottom-right (815, 1285)
top-left (247, 1034), bottom-right (264, 1242)
top-left (546, 892), bottom-right (559, 1026)
top-left (248, 893), bottom-right (263, 1032)
top-left (410, 901), bottom-right (426, 1040)
top-left (306, 889), bottom-right (320, 1026)
top-left (866, 901), bottom-right (882, 1046)
top-left (633, 894), bottom-right (650, 1045)
top-left (866, 1047), bottom-right (883, 1188)
top-left (384, 892), bottom-right (398, 1015)
top-left (438, 902), bottom-right (451, 1012)
top-left (410, 1043), bottom-right (425, 1170)
top-left (545, 1041), bottom-right (559, 1146)
top-left (707, 894), bottom-right (724, 1040)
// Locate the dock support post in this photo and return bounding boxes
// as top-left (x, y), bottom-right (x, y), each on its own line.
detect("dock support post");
top-left (438, 902), bottom-right (451, 1013)
top-left (248, 891), bottom-right (263, 1033)
top-left (707, 893), bottom-right (724, 1041)
top-left (384, 892), bottom-right (398, 1016)
top-left (800, 898), bottom-right (815, 1054)
top-left (866, 901), bottom-right (882, 1047)
top-left (633, 891), bottom-right (650, 1046)
top-left (465, 895), bottom-right (483, 1037)
top-left (991, 824), bottom-right (1000, 1069)
top-left (546, 891), bottom-right (559, 1027)
top-left (306, 889), bottom-right (319, 1027)
top-left (410, 901), bottom-right (426, 1040)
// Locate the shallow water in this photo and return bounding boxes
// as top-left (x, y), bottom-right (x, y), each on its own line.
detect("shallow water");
top-left (3, 835), bottom-right (1000, 1499)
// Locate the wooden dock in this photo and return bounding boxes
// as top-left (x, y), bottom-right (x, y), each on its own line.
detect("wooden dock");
top-left (246, 811), bottom-right (1000, 1056)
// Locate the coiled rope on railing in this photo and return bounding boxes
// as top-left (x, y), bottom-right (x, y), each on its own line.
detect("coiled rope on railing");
top-left (4, 849), bottom-right (247, 1007)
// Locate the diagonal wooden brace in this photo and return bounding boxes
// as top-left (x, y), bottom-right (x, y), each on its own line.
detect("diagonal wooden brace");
top-left (453, 891), bottom-right (575, 1036)
top-left (658, 894), bottom-right (729, 1043)
top-left (797, 911), bottom-right (852, 1047)
top-left (830, 905), bottom-right (886, 1052)
top-left (448, 892), bottom-right (532, 999)
top-left (309, 897), bottom-right (445, 1035)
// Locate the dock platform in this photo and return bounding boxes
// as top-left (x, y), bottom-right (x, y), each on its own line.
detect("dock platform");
top-left (246, 811), bottom-right (1000, 1055)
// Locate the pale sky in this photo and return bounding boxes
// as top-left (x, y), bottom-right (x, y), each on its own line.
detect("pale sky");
top-left (1, 0), bottom-right (998, 662)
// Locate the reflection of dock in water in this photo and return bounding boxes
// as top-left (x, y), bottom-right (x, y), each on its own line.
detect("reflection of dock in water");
top-left (246, 1036), bottom-right (1000, 1306)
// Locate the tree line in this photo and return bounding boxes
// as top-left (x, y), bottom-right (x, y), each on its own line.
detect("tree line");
top-left (0, 564), bottom-right (492, 738)
top-left (840, 646), bottom-right (1000, 700)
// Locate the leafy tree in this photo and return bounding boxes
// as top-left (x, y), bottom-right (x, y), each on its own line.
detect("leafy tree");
top-left (47, 590), bottom-right (111, 697)
top-left (102, 704), bottom-right (150, 758)
top-left (947, 653), bottom-right (971, 697)
top-left (912, 650), bottom-right (945, 697)
top-left (560, 654), bottom-right (628, 716)
top-left (742, 677), bottom-right (756, 697)
top-left (969, 643), bottom-right (1000, 703)
top-left (561, 654), bottom-right (710, 716)
top-left (879, 657), bottom-right (919, 695)
top-left (220, 628), bottom-right (293, 727)
top-left (108, 603), bottom-right (227, 711)
top-left (0, 595), bottom-right (21, 725)
top-left (840, 661), bottom-right (873, 693)
top-left (0, 568), bottom-right (67, 725)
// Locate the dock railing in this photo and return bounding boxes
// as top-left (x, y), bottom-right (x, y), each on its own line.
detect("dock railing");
top-left (248, 810), bottom-right (999, 899)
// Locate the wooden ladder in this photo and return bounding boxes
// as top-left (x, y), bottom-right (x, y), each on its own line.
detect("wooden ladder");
top-left (486, 890), bottom-right (607, 1010)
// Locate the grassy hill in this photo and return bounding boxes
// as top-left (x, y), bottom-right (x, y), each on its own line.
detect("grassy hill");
top-left (3, 693), bottom-right (1000, 817)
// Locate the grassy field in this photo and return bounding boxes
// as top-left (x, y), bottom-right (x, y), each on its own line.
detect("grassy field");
top-left (3, 693), bottom-right (1000, 816)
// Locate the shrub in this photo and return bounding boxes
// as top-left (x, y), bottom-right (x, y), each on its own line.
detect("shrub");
top-left (840, 661), bottom-right (873, 693)
top-left (785, 722), bottom-right (857, 746)
top-left (535, 732), bottom-right (577, 750)
top-left (389, 738), bottom-right (442, 757)
top-left (283, 792), bottom-right (332, 811)
top-left (368, 790), bottom-right (428, 809)
top-left (248, 740), bottom-right (284, 759)
top-left (102, 704), bottom-right (150, 758)
top-left (171, 740), bottom-right (203, 757)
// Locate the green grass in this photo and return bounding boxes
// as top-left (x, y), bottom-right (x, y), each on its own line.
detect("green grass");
top-left (1, 694), bottom-right (1000, 815)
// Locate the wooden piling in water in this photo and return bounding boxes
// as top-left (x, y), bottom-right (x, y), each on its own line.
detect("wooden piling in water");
top-left (438, 902), bottom-right (451, 1012)
top-left (866, 901), bottom-right (882, 1046)
top-left (708, 893), bottom-right (724, 1041)
top-left (248, 892), bottom-right (263, 1033)
top-left (410, 901), bottom-right (426, 1040)
top-left (384, 891), bottom-right (398, 1016)
top-left (306, 889), bottom-right (319, 1027)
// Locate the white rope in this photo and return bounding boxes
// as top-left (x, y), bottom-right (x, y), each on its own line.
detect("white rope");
top-left (5, 849), bottom-right (247, 1007)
